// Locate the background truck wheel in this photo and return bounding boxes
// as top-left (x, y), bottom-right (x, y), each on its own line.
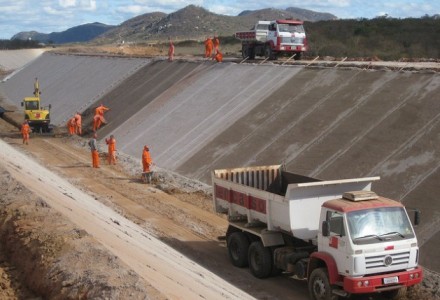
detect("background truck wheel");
top-left (248, 241), bottom-right (272, 278)
top-left (382, 287), bottom-right (407, 300)
top-left (227, 232), bottom-right (249, 267)
top-left (264, 46), bottom-right (276, 60)
top-left (294, 52), bottom-right (302, 60)
top-left (308, 268), bottom-right (337, 300)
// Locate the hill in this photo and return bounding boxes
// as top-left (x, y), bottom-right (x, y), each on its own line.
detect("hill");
top-left (12, 22), bottom-right (115, 44)
top-left (96, 5), bottom-right (336, 43)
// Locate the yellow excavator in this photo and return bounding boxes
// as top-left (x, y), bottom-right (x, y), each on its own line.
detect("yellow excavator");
top-left (21, 78), bottom-right (52, 133)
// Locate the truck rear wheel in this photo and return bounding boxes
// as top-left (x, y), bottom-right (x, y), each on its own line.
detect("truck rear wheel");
top-left (309, 268), bottom-right (337, 300)
top-left (264, 46), bottom-right (276, 60)
top-left (227, 232), bottom-right (249, 267)
top-left (248, 241), bottom-right (272, 278)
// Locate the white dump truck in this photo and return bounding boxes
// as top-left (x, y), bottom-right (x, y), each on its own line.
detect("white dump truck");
top-left (212, 165), bottom-right (422, 300)
top-left (235, 20), bottom-right (307, 60)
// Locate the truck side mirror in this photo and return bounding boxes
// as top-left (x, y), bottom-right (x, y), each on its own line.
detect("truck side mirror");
top-left (322, 221), bottom-right (330, 237)
top-left (414, 210), bottom-right (420, 226)
top-left (21, 102), bottom-right (24, 107)
top-left (49, 104), bottom-right (52, 110)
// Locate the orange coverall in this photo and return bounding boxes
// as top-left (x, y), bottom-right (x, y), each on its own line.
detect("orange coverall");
top-left (67, 117), bottom-right (76, 135)
top-left (142, 146), bottom-right (152, 173)
top-left (93, 114), bottom-right (105, 131)
top-left (105, 136), bottom-right (116, 165)
top-left (21, 122), bottom-right (30, 144)
top-left (95, 104), bottom-right (109, 116)
top-left (74, 112), bottom-right (82, 135)
top-left (214, 51), bottom-right (223, 63)
top-left (213, 37), bottom-right (220, 54)
top-left (204, 37), bottom-right (213, 58)
top-left (89, 136), bottom-right (100, 168)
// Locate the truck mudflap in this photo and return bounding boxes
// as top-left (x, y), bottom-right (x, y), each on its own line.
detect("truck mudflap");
top-left (343, 267), bottom-right (423, 294)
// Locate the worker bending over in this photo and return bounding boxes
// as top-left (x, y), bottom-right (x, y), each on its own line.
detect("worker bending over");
top-left (88, 133), bottom-right (100, 168)
top-left (21, 120), bottom-right (30, 144)
top-left (74, 112), bottom-right (82, 135)
top-left (93, 114), bottom-right (105, 132)
top-left (105, 135), bottom-right (117, 165)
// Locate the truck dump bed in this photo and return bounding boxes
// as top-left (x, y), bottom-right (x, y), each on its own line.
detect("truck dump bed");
top-left (212, 165), bottom-right (379, 240)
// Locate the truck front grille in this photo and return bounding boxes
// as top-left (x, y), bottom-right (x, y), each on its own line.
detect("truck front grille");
top-left (281, 37), bottom-right (304, 44)
top-left (365, 251), bottom-right (410, 269)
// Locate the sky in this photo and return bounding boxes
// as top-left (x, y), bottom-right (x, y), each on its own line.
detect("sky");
top-left (0, 0), bottom-right (439, 39)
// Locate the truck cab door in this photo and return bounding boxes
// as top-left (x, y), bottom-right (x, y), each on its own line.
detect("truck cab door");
top-left (320, 210), bottom-right (350, 275)
top-left (266, 23), bottom-right (277, 48)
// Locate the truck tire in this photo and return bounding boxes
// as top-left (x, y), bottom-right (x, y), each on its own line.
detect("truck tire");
top-left (294, 52), bottom-right (302, 60)
top-left (382, 287), bottom-right (407, 300)
top-left (264, 46), bottom-right (277, 60)
top-left (242, 45), bottom-right (249, 59)
top-left (308, 268), bottom-right (337, 300)
top-left (227, 232), bottom-right (249, 267)
top-left (248, 241), bottom-right (272, 278)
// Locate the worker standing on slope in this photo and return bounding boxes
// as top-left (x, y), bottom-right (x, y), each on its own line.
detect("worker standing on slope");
top-left (67, 117), bottom-right (76, 135)
top-left (95, 103), bottom-right (110, 117)
top-left (142, 145), bottom-right (153, 183)
top-left (93, 103), bottom-right (110, 131)
top-left (88, 133), bottom-right (100, 168)
top-left (105, 134), bottom-right (117, 165)
top-left (74, 112), bottom-right (82, 135)
top-left (213, 35), bottom-right (220, 55)
top-left (204, 36), bottom-right (213, 58)
top-left (21, 120), bottom-right (30, 145)
top-left (168, 38), bottom-right (175, 62)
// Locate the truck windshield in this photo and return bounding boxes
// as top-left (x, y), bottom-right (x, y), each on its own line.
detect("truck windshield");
top-left (25, 101), bottom-right (39, 110)
top-left (347, 207), bottom-right (415, 245)
top-left (278, 24), bottom-right (305, 34)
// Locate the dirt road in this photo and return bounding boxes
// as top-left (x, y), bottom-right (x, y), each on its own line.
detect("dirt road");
top-left (0, 117), bottom-right (314, 299)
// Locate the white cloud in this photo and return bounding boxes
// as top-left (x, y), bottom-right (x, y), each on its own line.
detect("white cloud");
top-left (116, 5), bottom-right (146, 14)
top-left (59, 0), bottom-right (76, 8)
top-left (43, 6), bottom-right (65, 15)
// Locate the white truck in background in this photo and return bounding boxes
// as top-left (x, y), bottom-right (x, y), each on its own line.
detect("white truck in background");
top-left (212, 165), bottom-right (422, 300)
top-left (235, 20), bottom-right (308, 60)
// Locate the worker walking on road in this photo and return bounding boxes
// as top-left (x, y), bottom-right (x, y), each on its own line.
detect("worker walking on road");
top-left (105, 134), bottom-right (117, 165)
top-left (204, 36), bottom-right (213, 58)
top-left (21, 120), bottom-right (30, 145)
top-left (142, 145), bottom-right (153, 183)
top-left (74, 112), bottom-right (82, 135)
top-left (88, 133), bottom-right (100, 168)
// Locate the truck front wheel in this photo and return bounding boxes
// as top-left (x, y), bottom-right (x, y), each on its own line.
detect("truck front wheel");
top-left (248, 241), bottom-right (272, 278)
top-left (227, 232), bottom-right (249, 267)
top-left (308, 268), bottom-right (337, 300)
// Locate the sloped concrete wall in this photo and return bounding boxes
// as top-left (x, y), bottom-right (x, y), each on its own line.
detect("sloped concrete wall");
top-left (1, 54), bottom-right (439, 271)
top-left (1, 52), bottom-right (148, 126)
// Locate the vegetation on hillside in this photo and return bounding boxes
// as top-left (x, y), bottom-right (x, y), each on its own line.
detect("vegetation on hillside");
top-left (304, 16), bottom-right (440, 60)
top-left (0, 39), bottom-right (43, 50)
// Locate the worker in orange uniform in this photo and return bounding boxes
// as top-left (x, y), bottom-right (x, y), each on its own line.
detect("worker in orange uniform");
top-left (213, 35), bottom-right (220, 55)
top-left (88, 133), bottom-right (100, 168)
top-left (95, 103), bottom-right (110, 117)
top-left (105, 134), bottom-right (117, 165)
top-left (67, 117), bottom-right (76, 135)
top-left (21, 120), bottom-right (30, 144)
top-left (142, 145), bottom-right (153, 183)
top-left (93, 114), bottom-right (106, 132)
top-left (168, 38), bottom-right (175, 62)
top-left (204, 36), bottom-right (213, 58)
top-left (214, 50), bottom-right (223, 63)
top-left (74, 112), bottom-right (82, 135)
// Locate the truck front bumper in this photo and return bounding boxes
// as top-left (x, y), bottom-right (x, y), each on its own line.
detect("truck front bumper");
top-left (343, 267), bottom-right (423, 293)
